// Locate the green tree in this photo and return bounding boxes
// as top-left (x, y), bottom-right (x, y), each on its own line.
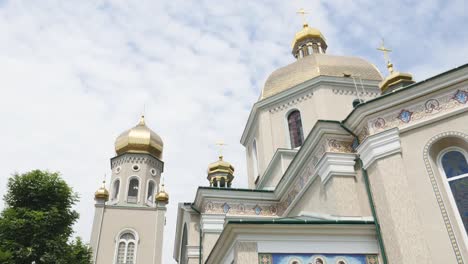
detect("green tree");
top-left (0, 170), bottom-right (92, 264)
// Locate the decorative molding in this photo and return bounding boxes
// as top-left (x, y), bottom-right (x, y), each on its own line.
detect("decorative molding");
top-left (186, 245), bottom-right (200, 258)
top-left (332, 88), bottom-right (379, 97)
top-left (357, 128), bottom-right (401, 169)
top-left (203, 200), bottom-right (278, 217)
top-left (201, 214), bottom-right (225, 233)
top-left (311, 137), bottom-right (354, 166)
top-left (423, 131), bottom-right (467, 264)
top-left (316, 153), bottom-right (357, 183)
top-left (358, 88), bottom-right (468, 143)
top-left (268, 92), bottom-right (313, 113)
top-left (111, 153), bottom-right (164, 171)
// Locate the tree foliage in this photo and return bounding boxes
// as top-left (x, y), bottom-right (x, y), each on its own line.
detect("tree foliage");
top-left (0, 170), bottom-right (92, 264)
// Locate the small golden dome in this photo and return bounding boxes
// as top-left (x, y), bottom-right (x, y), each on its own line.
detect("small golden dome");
top-left (292, 24), bottom-right (326, 49)
top-left (208, 156), bottom-right (235, 175)
top-left (94, 181), bottom-right (109, 200)
top-left (115, 116), bottom-right (164, 159)
top-left (155, 184), bottom-right (169, 203)
top-left (379, 71), bottom-right (415, 93)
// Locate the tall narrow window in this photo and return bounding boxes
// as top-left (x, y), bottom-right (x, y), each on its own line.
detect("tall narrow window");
top-left (252, 140), bottom-right (259, 178)
top-left (440, 149), bottom-right (468, 232)
top-left (112, 180), bottom-right (120, 200)
top-left (127, 178), bottom-right (139, 203)
top-left (115, 232), bottom-right (137, 264)
top-left (288, 110), bottom-right (304, 148)
top-left (147, 181), bottom-right (155, 202)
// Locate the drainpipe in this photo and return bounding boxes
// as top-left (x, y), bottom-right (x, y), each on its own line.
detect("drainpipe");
top-left (358, 158), bottom-right (388, 264)
top-left (190, 204), bottom-right (203, 264)
top-left (340, 122), bottom-right (388, 264)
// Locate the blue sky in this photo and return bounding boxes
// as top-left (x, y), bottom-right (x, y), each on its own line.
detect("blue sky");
top-left (0, 0), bottom-right (466, 263)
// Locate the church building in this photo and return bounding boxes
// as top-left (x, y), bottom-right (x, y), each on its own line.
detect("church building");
top-left (89, 10), bottom-right (468, 264)
top-left (172, 12), bottom-right (468, 264)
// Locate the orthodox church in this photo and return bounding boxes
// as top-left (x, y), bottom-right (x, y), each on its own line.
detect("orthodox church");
top-left (90, 11), bottom-right (468, 264)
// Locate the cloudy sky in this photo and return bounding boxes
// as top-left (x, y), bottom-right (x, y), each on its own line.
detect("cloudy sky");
top-left (0, 0), bottom-right (466, 263)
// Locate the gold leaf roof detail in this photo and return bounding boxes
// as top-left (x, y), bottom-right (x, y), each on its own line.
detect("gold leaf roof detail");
top-left (115, 116), bottom-right (164, 159)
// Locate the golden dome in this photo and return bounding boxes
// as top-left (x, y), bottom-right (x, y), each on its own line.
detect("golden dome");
top-left (115, 116), bottom-right (163, 159)
top-left (379, 71), bottom-right (414, 93)
top-left (155, 184), bottom-right (169, 203)
top-left (208, 156), bottom-right (235, 175)
top-left (261, 53), bottom-right (383, 99)
top-left (94, 181), bottom-right (109, 200)
top-left (292, 24), bottom-right (326, 49)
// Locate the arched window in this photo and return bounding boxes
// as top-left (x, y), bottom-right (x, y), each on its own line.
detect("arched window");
top-left (112, 179), bottom-right (120, 200)
top-left (252, 139), bottom-right (259, 178)
top-left (115, 232), bottom-right (137, 264)
top-left (127, 178), bottom-right (139, 203)
top-left (147, 180), bottom-right (155, 202)
top-left (439, 148), bottom-right (468, 232)
top-left (288, 110), bottom-right (304, 148)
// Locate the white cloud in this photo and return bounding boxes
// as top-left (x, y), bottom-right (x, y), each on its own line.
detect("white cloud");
top-left (0, 1), bottom-right (466, 263)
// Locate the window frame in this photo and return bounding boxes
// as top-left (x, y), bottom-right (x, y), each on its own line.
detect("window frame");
top-left (113, 229), bottom-right (139, 264)
top-left (437, 146), bottom-right (468, 239)
top-left (111, 178), bottom-right (121, 202)
top-left (126, 176), bottom-right (141, 204)
top-left (146, 179), bottom-right (156, 205)
top-left (286, 109), bottom-right (304, 149)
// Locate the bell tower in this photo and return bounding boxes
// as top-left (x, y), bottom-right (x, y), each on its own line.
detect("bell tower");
top-left (90, 116), bottom-right (169, 264)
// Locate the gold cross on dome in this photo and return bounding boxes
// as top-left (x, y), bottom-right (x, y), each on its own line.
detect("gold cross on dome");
top-left (215, 140), bottom-right (227, 158)
top-left (297, 8), bottom-right (308, 26)
top-left (377, 38), bottom-right (394, 73)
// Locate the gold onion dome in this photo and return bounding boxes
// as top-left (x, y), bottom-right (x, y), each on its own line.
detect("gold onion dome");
top-left (94, 181), bottom-right (109, 201)
top-left (115, 115), bottom-right (164, 159)
top-left (261, 54), bottom-right (383, 99)
top-left (208, 156), bottom-right (235, 175)
top-left (155, 184), bottom-right (169, 203)
top-left (379, 71), bottom-right (414, 93)
top-left (292, 23), bottom-right (326, 49)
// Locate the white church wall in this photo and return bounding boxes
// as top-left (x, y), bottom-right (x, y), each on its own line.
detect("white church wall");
top-left (399, 114), bottom-right (468, 263)
top-left (93, 207), bottom-right (162, 264)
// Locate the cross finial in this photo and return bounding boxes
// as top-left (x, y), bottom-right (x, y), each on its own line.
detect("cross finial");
top-left (101, 174), bottom-right (106, 187)
top-left (377, 38), bottom-right (394, 73)
top-left (297, 8), bottom-right (308, 27)
top-left (215, 140), bottom-right (227, 159)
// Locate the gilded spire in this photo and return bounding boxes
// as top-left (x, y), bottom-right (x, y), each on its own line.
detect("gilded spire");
top-left (94, 180), bottom-right (109, 201)
top-left (215, 140), bottom-right (227, 159)
top-left (207, 143), bottom-right (235, 188)
top-left (376, 39), bottom-right (415, 94)
top-left (377, 39), bottom-right (394, 74)
top-left (155, 180), bottom-right (169, 203)
top-left (292, 8), bottom-right (327, 58)
top-left (296, 8), bottom-right (308, 27)
top-left (138, 115), bottom-right (145, 126)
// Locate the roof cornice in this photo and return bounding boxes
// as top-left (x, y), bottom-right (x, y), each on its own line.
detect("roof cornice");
top-left (344, 64), bottom-right (468, 130)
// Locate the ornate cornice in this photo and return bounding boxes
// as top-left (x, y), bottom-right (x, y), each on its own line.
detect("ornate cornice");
top-left (110, 153), bottom-right (164, 171)
top-left (357, 128), bottom-right (401, 169)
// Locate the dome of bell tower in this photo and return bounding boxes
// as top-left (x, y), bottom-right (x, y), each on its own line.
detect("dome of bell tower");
top-left (114, 116), bottom-right (164, 159)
